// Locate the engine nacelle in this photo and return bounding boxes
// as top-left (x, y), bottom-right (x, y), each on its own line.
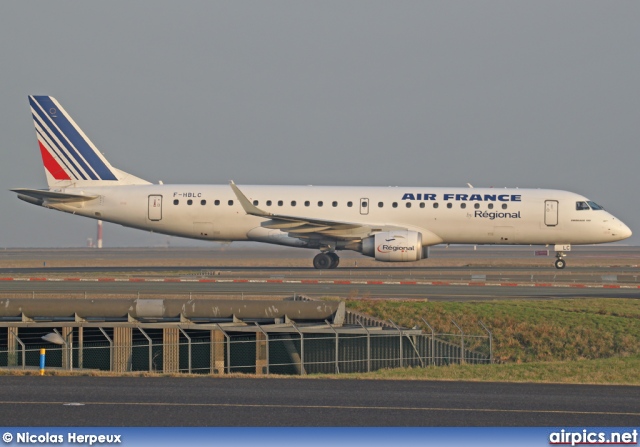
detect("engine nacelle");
top-left (361, 231), bottom-right (425, 262)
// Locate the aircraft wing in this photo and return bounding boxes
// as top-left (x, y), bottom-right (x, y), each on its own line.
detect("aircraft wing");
top-left (230, 181), bottom-right (400, 240)
top-left (11, 188), bottom-right (99, 205)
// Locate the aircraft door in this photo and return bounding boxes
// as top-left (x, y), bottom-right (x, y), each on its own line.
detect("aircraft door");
top-left (544, 200), bottom-right (558, 226)
top-left (148, 195), bottom-right (162, 221)
top-left (360, 198), bottom-right (369, 215)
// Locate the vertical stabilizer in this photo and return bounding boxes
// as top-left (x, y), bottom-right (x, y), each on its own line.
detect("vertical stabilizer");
top-left (29, 96), bottom-right (149, 188)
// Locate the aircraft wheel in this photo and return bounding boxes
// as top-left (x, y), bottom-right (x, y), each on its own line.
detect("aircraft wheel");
top-left (554, 259), bottom-right (566, 269)
top-left (328, 252), bottom-right (340, 269)
top-left (313, 253), bottom-right (332, 269)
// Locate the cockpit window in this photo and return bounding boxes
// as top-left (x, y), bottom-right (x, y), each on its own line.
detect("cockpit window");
top-left (576, 201), bottom-right (590, 211)
top-left (587, 201), bottom-right (604, 210)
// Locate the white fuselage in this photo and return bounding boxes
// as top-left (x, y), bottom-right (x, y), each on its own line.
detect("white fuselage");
top-left (21, 96), bottom-right (632, 268)
top-left (47, 184), bottom-right (631, 248)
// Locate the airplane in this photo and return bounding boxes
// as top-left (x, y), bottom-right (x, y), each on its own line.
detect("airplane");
top-left (12, 96), bottom-right (632, 269)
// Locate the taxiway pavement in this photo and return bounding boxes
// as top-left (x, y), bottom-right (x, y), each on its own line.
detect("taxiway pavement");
top-left (0, 376), bottom-right (638, 426)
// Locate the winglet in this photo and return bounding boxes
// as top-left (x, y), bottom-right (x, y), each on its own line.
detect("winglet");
top-left (229, 181), bottom-right (272, 217)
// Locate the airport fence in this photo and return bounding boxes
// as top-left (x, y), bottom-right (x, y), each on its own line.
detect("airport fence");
top-left (0, 323), bottom-right (492, 375)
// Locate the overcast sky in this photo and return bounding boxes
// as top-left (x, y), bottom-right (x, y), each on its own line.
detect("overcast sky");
top-left (1, 1), bottom-right (639, 247)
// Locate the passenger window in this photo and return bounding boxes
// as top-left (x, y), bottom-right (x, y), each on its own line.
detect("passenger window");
top-left (173, 199), bottom-right (179, 205)
top-left (278, 200), bottom-right (283, 206)
top-left (433, 203), bottom-right (439, 209)
top-left (392, 202), bottom-right (398, 208)
top-left (201, 200), bottom-right (206, 206)
top-left (266, 200), bottom-right (272, 206)
top-left (419, 202), bottom-right (425, 208)
top-left (378, 202), bottom-right (384, 208)
top-left (332, 201), bottom-right (338, 207)
top-left (406, 202), bottom-right (411, 208)
top-left (488, 203), bottom-right (494, 209)
top-left (347, 201), bottom-right (353, 207)
top-left (576, 201), bottom-right (590, 211)
top-left (291, 200), bottom-right (296, 206)
top-left (318, 201), bottom-right (323, 207)
top-left (502, 204), bottom-right (507, 210)
top-left (474, 203), bottom-right (480, 209)
top-left (460, 203), bottom-right (466, 209)
top-left (446, 203), bottom-right (452, 209)
top-left (228, 200), bottom-right (233, 206)
top-left (304, 201), bottom-right (310, 207)
top-left (253, 200), bottom-right (259, 206)
top-left (214, 200), bottom-right (220, 206)
top-left (187, 199), bottom-right (193, 205)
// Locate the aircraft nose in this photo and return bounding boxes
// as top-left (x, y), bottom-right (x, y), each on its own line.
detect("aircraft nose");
top-left (612, 219), bottom-right (633, 240)
top-left (619, 222), bottom-right (632, 239)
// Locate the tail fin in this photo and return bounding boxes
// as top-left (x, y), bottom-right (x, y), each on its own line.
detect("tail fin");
top-left (29, 96), bottom-right (150, 188)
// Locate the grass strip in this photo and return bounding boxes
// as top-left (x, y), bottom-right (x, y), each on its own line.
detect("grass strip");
top-left (317, 355), bottom-right (640, 385)
top-left (344, 298), bottom-right (640, 363)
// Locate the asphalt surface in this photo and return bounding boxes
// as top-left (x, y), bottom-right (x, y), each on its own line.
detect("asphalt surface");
top-left (1, 247), bottom-right (638, 428)
top-left (0, 246), bottom-right (638, 300)
top-left (1, 245), bottom-right (638, 260)
top-left (0, 279), bottom-right (638, 301)
top-left (2, 264), bottom-right (640, 279)
top-left (0, 376), bottom-right (638, 426)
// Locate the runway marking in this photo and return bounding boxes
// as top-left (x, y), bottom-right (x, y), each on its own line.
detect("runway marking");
top-left (0, 401), bottom-right (638, 417)
top-left (2, 276), bottom-right (640, 290)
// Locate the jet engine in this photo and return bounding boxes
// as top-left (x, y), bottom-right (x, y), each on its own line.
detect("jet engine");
top-left (361, 230), bottom-right (426, 262)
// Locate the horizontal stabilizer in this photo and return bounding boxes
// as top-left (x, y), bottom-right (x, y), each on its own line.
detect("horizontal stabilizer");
top-left (11, 188), bottom-right (98, 204)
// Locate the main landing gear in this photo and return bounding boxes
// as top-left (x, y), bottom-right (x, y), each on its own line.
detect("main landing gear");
top-left (313, 252), bottom-right (340, 269)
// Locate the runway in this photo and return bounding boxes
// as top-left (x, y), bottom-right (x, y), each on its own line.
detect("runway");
top-left (0, 246), bottom-right (637, 300)
top-left (1, 246), bottom-right (639, 271)
top-left (0, 376), bottom-right (638, 426)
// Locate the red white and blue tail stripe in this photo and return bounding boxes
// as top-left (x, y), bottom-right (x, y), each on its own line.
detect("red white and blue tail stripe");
top-left (29, 96), bottom-right (149, 187)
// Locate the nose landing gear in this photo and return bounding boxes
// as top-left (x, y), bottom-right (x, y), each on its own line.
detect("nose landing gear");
top-left (554, 255), bottom-right (566, 269)
top-left (313, 252), bottom-right (340, 269)
top-left (553, 244), bottom-right (570, 269)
